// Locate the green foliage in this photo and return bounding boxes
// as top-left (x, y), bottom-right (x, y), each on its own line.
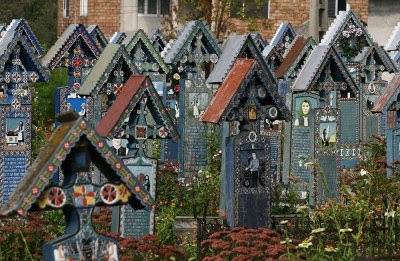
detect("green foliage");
top-left (0, 211), bottom-right (65, 260)
top-left (156, 125), bottom-right (221, 249)
top-left (0, 0), bottom-right (57, 50)
top-left (282, 136), bottom-right (400, 259)
top-left (31, 68), bottom-right (68, 159)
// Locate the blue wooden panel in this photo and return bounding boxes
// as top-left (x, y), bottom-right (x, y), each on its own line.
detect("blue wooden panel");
top-left (365, 115), bottom-right (379, 141)
top-left (224, 137), bottom-right (235, 227)
top-left (339, 101), bottom-right (358, 144)
top-left (291, 128), bottom-right (313, 185)
top-left (317, 155), bottom-right (339, 203)
top-left (2, 155), bottom-right (26, 204)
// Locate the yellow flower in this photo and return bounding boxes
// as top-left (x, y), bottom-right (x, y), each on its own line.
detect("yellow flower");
top-left (117, 184), bottom-right (131, 203)
top-left (298, 242), bottom-right (312, 248)
top-left (279, 220), bottom-right (289, 225)
top-left (311, 227), bottom-right (326, 234)
top-left (324, 245), bottom-right (338, 252)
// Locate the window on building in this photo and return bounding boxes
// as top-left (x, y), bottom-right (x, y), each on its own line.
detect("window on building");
top-left (328, 0), bottom-right (347, 18)
top-left (138, 0), bottom-right (145, 14)
top-left (63, 0), bottom-right (70, 17)
top-left (160, 0), bottom-right (171, 15)
top-left (231, 0), bottom-right (269, 19)
top-left (148, 0), bottom-right (158, 14)
top-left (80, 0), bottom-right (88, 16)
top-left (138, 0), bottom-right (171, 16)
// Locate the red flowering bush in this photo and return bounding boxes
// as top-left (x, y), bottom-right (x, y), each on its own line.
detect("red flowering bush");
top-left (202, 227), bottom-right (297, 260)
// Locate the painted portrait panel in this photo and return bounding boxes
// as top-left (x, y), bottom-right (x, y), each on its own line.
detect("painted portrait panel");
top-left (188, 92), bottom-right (208, 119)
top-left (319, 122), bottom-right (337, 150)
top-left (5, 118), bottom-right (26, 149)
top-left (293, 97), bottom-right (317, 127)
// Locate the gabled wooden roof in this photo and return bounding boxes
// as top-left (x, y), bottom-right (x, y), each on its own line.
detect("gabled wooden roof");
top-left (354, 43), bottom-right (398, 73)
top-left (292, 45), bottom-right (358, 92)
top-left (87, 25), bottom-right (108, 50)
top-left (96, 75), bottom-right (179, 139)
top-left (5, 19), bottom-right (44, 56)
top-left (42, 24), bottom-right (101, 70)
top-left (164, 20), bottom-right (221, 65)
top-left (275, 36), bottom-right (316, 79)
top-left (0, 112), bottom-right (155, 217)
top-left (320, 10), bottom-right (373, 47)
top-left (78, 44), bottom-right (138, 96)
top-left (0, 29), bottom-right (49, 82)
top-left (201, 58), bottom-right (291, 124)
top-left (123, 29), bottom-right (169, 74)
top-left (207, 34), bottom-right (277, 85)
top-left (372, 74), bottom-right (400, 113)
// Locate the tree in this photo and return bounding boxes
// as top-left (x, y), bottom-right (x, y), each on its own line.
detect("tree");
top-left (163, 0), bottom-right (270, 39)
top-left (0, 0), bottom-right (57, 50)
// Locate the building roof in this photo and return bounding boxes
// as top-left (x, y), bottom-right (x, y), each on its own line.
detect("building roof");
top-left (0, 111), bottom-right (156, 217)
top-left (201, 58), bottom-right (291, 124)
top-left (270, 22), bottom-right (296, 47)
top-left (354, 43), bottom-right (398, 73)
top-left (123, 29), bottom-right (169, 74)
top-left (372, 74), bottom-right (400, 113)
top-left (251, 33), bottom-right (268, 51)
top-left (164, 20), bottom-right (221, 65)
top-left (292, 45), bottom-right (357, 92)
top-left (394, 51), bottom-right (400, 64)
top-left (201, 59), bottom-right (253, 123)
top-left (87, 25), bottom-right (108, 50)
top-left (207, 34), bottom-right (277, 85)
top-left (110, 32), bottom-right (127, 44)
top-left (42, 24), bottom-right (101, 70)
top-left (0, 29), bottom-right (49, 82)
top-left (6, 19), bottom-right (44, 56)
top-left (96, 75), bottom-right (179, 139)
top-left (275, 36), bottom-right (315, 79)
top-left (320, 10), bottom-right (373, 47)
top-left (386, 22), bottom-right (400, 52)
top-left (150, 28), bottom-right (167, 53)
top-left (78, 44), bottom-right (138, 96)
top-left (206, 35), bottom-right (247, 84)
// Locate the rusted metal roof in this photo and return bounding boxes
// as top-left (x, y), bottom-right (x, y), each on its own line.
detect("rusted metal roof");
top-left (201, 59), bottom-right (254, 123)
top-left (96, 75), bottom-right (179, 139)
top-left (275, 36), bottom-right (308, 78)
top-left (96, 75), bottom-right (146, 137)
top-left (372, 74), bottom-right (400, 112)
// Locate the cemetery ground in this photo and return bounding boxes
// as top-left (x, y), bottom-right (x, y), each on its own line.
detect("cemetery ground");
top-left (1, 72), bottom-right (400, 260)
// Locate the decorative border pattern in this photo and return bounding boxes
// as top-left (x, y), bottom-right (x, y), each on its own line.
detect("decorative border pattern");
top-left (15, 118), bottom-right (156, 215)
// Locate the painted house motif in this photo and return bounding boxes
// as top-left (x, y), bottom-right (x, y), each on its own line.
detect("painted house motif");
top-left (287, 44), bottom-right (359, 205)
top-left (0, 111), bottom-right (156, 261)
top-left (270, 22), bottom-right (297, 57)
top-left (201, 58), bottom-right (290, 228)
top-left (87, 25), bottom-right (108, 51)
top-left (77, 44), bottom-right (138, 124)
top-left (96, 75), bottom-right (178, 238)
top-left (0, 24), bottom-right (49, 205)
top-left (162, 20), bottom-right (222, 174)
